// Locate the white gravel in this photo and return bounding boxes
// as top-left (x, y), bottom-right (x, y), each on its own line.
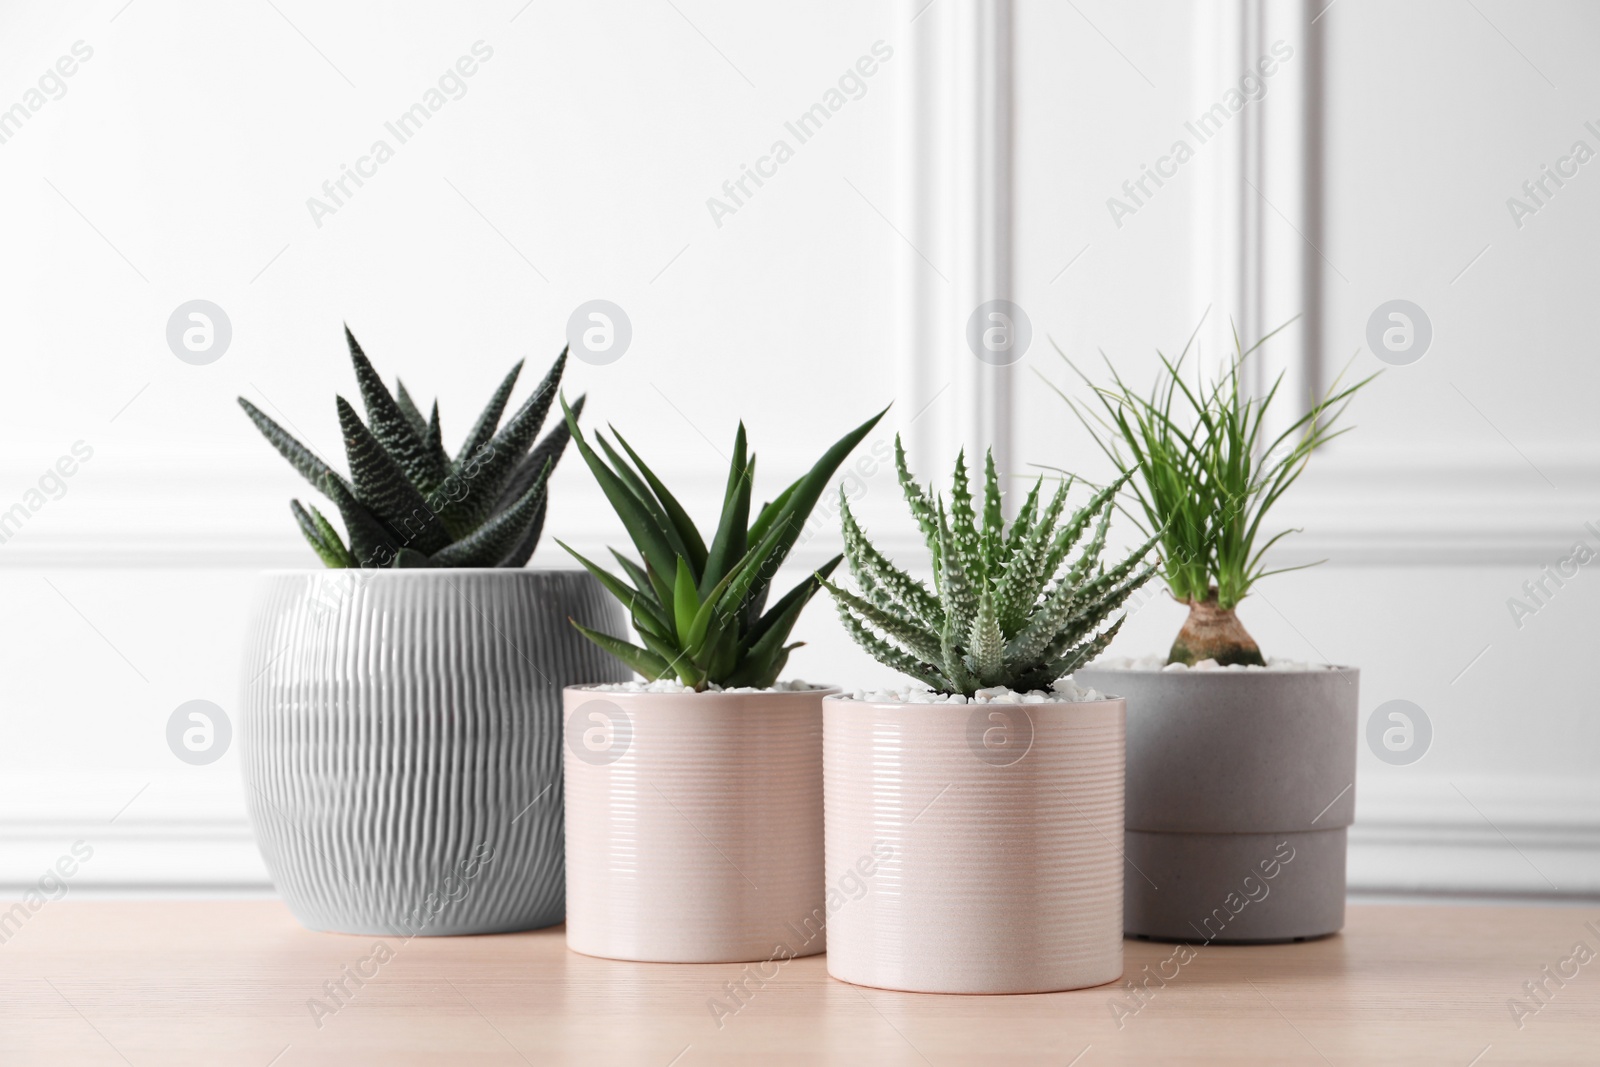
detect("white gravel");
top-left (838, 676), bottom-right (1107, 705)
top-left (583, 678), bottom-right (824, 694)
top-left (1088, 655), bottom-right (1338, 672)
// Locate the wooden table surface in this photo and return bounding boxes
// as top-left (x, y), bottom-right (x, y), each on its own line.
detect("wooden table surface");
top-left (1, 901), bottom-right (1596, 1065)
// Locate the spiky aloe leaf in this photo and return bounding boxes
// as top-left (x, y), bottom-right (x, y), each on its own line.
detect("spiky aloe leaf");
top-left (570, 621), bottom-right (672, 679)
top-left (454, 359), bottom-right (523, 466)
top-left (610, 426), bottom-right (709, 579)
top-left (291, 499), bottom-right (349, 568)
top-left (968, 588), bottom-right (1003, 682)
top-left (1000, 475), bottom-right (1043, 569)
top-left (839, 491), bottom-right (940, 626)
top-left (948, 450), bottom-right (983, 578)
top-left (430, 460), bottom-right (551, 567)
top-left (395, 380), bottom-right (428, 438)
top-left (994, 477), bottom-right (1071, 632)
top-left (336, 397), bottom-right (451, 556)
top-left (562, 394), bottom-right (678, 581)
top-left (440, 349), bottom-right (566, 534)
top-left (305, 503), bottom-right (354, 568)
top-left (745, 556), bottom-right (840, 654)
top-left (597, 432), bottom-right (693, 568)
top-left (567, 408), bottom-right (885, 691)
top-left (702, 425), bottom-right (751, 593)
top-left (827, 442), bottom-right (1157, 697)
top-left (346, 326), bottom-right (448, 493)
top-left (242, 333), bottom-right (571, 571)
top-left (425, 402), bottom-right (450, 473)
top-left (820, 576), bottom-right (943, 664)
top-left (497, 394), bottom-right (583, 516)
top-left (1041, 473), bottom-right (1131, 588)
top-left (933, 499), bottom-right (977, 637)
top-left (558, 540), bottom-right (672, 636)
top-left (238, 398), bottom-right (350, 497)
top-left (980, 451), bottom-right (1003, 575)
top-left (1064, 499), bottom-right (1116, 588)
top-left (499, 497), bottom-right (547, 569)
top-left (1008, 530), bottom-right (1160, 665)
top-left (894, 436), bottom-right (939, 557)
top-left (832, 598), bottom-right (952, 691)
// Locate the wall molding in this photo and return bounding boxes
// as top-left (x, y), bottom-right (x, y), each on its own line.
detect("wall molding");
top-left (1, 446), bottom-right (1592, 568)
top-left (896, 0), bottom-right (1017, 489)
top-left (8, 781), bottom-right (1596, 898)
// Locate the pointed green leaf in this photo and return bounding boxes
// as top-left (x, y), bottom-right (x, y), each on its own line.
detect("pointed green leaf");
top-left (454, 359), bottom-right (523, 465)
top-left (430, 459), bottom-right (551, 567)
top-left (337, 396), bottom-right (451, 556)
top-left (570, 620), bottom-right (673, 680)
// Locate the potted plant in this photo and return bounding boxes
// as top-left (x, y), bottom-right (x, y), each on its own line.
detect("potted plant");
top-left (820, 440), bottom-right (1158, 994)
top-left (557, 401), bottom-right (883, 963)
top-left (237, 328), bottom-right (629, 935)
top-left (1056, 322), bottom-right (1375, 943)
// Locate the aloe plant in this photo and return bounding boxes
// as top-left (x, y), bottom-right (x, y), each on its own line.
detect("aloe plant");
top-left (559, 401), bottom-right (886, 691)
top-left (239, 326), bottom-right (579, 568)
top-left (823, 438), bottom-right (1159, 696)
top-left (1046, 319), bottom-right (1375, 665)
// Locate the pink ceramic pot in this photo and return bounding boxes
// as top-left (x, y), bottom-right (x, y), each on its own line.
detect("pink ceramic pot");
top-left (823, 695), bottom-right (1126, 993)
top-left (563, 685), bottom-right (835, 963)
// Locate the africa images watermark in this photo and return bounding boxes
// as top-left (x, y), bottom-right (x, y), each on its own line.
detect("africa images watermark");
top-left (1506, 917), bottom-right (1600, 1030)
top-left (705, 841), bottom-right (895, 1030)
top-left (305, 842), bottom-right (495, 1029)
top-left (306, 41), bottom-right (495, 229)
top-left (1108, 839), bottom-right (1298, 1029)
top-left (1505, 120), bottom-right (1600, 230)
top-left (0, 841), bottom-right (95, 946)
top-left (0, 40), bottom-right (95, 147)
top-left (1106, 40), bottom-right (1294, 230)
top-left (705, 40), bottom-right (894, 229)
top-left (1504, 521), bottom-right (1600, 630)
top-left (0, 440), bottom-right (95, 547)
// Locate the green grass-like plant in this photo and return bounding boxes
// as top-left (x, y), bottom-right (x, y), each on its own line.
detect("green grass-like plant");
top-left (239, 327), bottom-right (578, 568)
top-left (1046, 319), bottom-right (1374, 665)
top-left (822, 438), bottom-right (1159, 696)
top-left (559, 401), bottom-right (886, 691)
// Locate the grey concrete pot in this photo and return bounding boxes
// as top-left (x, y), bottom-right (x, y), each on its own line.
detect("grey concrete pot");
top-left (1074, 664), bottom-right (1359, 943)
top-left (241, 568), bottom-right (629, 935)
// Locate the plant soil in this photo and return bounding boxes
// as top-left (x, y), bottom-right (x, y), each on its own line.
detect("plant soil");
top-left (1168, 591), bottom-right (1265, 667)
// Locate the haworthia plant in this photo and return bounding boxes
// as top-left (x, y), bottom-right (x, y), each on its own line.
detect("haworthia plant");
top-left (239, 326), bottom-right (579, 568)
top-left (823, 437), bottom-right (1159, 696)
top-left (560, 400), bottom-right (887, 691)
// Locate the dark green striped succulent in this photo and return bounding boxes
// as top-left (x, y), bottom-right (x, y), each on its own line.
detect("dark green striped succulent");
top-left (559, 401), bottom-right (886, 691)
top-left (239, 327), bottom-right (579, 569)
top-left (823, 438), bottom-right (1160, 696)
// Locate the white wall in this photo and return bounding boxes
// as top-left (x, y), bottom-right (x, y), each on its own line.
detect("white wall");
top-left (2, 0), bottom-right (1595, 899)
top-left (0, 0), bottom-right (909, 890)
top-left (1009, 0), bottom-right (1600, 897)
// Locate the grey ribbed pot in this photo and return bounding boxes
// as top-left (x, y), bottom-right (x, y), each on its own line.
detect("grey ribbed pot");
top-left (241, 568), bottom-right (629, 935)
top-left (1074, 665), bottom-right (1359, 944)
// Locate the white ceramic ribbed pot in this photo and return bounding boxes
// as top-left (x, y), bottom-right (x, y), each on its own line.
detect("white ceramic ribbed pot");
top-left (563, 685), bottom-right (833, 963)
top-left (823, 696), bottom-right (1126, 994)
top-left (1074, 664), bottom-right (1359, 943)
top-left (241, 568), bottom-right (629, 935)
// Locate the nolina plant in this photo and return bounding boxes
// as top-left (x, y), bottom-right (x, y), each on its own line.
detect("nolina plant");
top-left (1049, 320), bottom-right (1375, 666)
top-left (823, 439), bottom-right (1158, 696)
top-left (239, 328), bottom-right (578, 568)
top-left (560, 401), bottom-right (885, 691)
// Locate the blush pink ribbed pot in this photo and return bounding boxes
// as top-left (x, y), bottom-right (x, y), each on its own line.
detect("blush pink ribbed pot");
top-left (823, 696), bottom-right (1126, 994)
top-left (563, 685), bottom-right (835, 963)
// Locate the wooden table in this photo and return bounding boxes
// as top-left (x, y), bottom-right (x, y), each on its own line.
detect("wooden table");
top-left (1, 902), bottom-right (1595, 1065)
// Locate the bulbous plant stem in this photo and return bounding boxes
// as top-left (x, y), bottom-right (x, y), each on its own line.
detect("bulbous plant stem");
top-left (1167, 589), bottom-right (1265, 666)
